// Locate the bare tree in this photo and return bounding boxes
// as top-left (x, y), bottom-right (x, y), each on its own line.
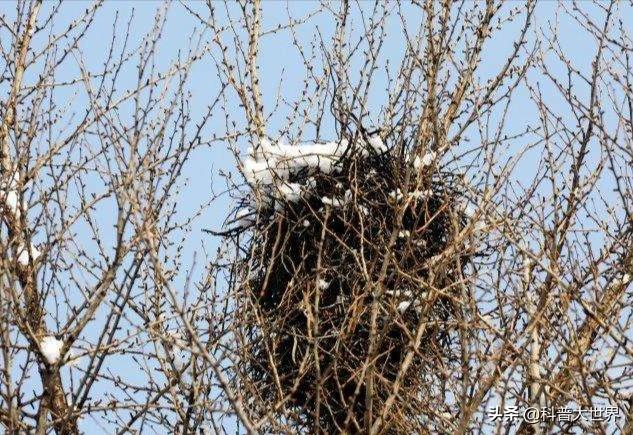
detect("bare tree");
top-left (0, 1), bottom-right (243, 433)
top-left (1, 0), bottom-right (632, 434)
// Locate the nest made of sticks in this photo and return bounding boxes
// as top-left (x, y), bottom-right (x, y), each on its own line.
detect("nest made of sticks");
top-left (229, 133), bottom-right (479, 433)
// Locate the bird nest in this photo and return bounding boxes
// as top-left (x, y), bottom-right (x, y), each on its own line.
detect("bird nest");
top-left (227, 133), bottom-right (479, 433)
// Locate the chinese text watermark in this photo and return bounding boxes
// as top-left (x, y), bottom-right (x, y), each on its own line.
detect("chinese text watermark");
top-left (487, 406), bottom-right (620, 424)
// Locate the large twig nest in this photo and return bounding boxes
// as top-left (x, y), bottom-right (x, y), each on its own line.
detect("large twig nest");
top-left (228, 131), bottom-right (480, 433)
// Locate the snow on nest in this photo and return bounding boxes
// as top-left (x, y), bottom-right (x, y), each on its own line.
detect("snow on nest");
top-left (366, 133), bottom-right (387, 153)
top-left (40, 336), bottom-right (64, 364)
top-left (234, 136), bottom-right (445, 226)
top-left (397, 300), bottom-right (412, 312)
top-left (241, 135), bottom-right (389, 188)
top-left (321, 190), bottom-right (352, 208)
top-left (389, 189), bottom-right (404, 202)
top-left (317, 279), bottom-right (330, 290)
top-left (242, 137), bottom-right (350, 186)
top-left (410, 189), bottom-right (433, 199)
top-left (398, 230), bottom-right (411, 239)
top-left (384, 289), bottom-right (418, 313)
top-left (276, 182), bottom-right (303, 202)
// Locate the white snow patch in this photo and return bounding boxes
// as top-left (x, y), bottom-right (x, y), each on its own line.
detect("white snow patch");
top-left (277, 183), bottom-right (302, 202)
top-left (414, 239), bottom-right (426, 248)
top-left (40, 336), bottom-right (64, 365)
top-left (367, 134), bottom-right (387, 153)
top-left (3, 190), bottom-right (19, 214)
top-left (242, 137), bottom-right (365, 209)
top-left (397, 300), bottom-right (412, 312)
top-left (321, 196), bottom-right (339, 207)
top-left (1, 172), bottom-right (24, 218)
top-left (17, 244), bottom-right (40, 266)
top-left (410, 189), bottom-right (432, 200)
top-left (386, 288), bottom-right (415, 312)
top-left (386, 289), bottom-right (412, 299)
top-left (322, 191), bottom-right (351, 208)
top-left (389, 189), bottom-right (404, 202)
top-left (242, 157), bottom-right (286, 185)
top-left (317, 279), bottom-right (330, 290)
top-left (243, 137), bottom-right (350, 187)
top-left (413, 151), bottom-right (436, 169)
top-left (398, 230), bottom-right (411, 239)
top-left (305, 177), bottom-right (317, 189)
